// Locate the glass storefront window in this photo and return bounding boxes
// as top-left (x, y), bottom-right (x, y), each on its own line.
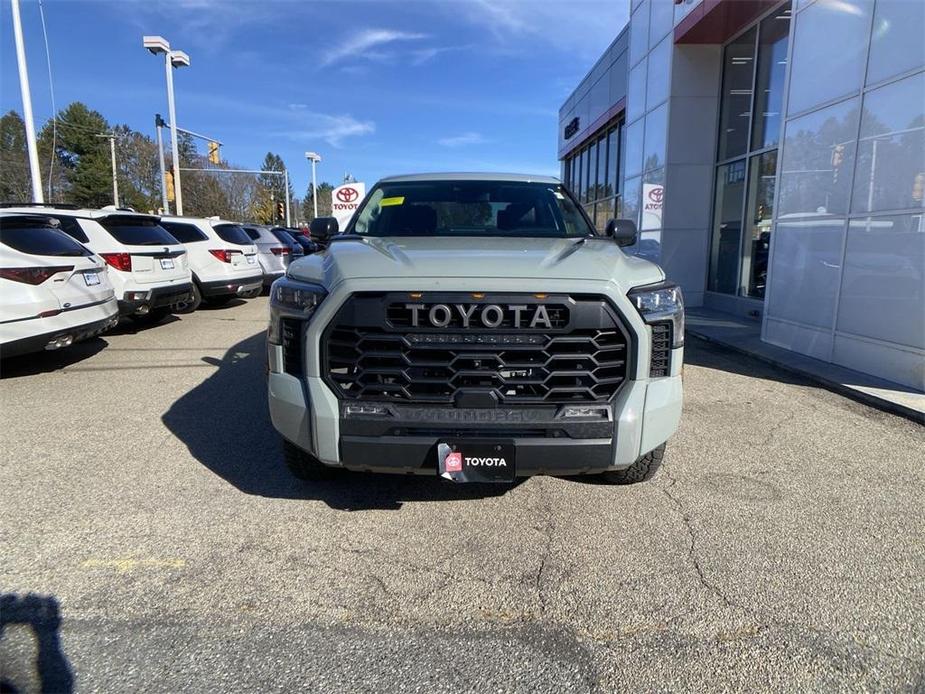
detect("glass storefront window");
top-left (851, 71), bottom-right (925, 214)
top-left (717, 27), bottom-right (757, 161)
top-left (786, 0), bottom-right (871, 116)
top-left (710, 160), bottom-right (747, 293)
top-left (837, 214), bottom-right (925, 349)
top-left (751, 6), bottom-right (791, 151)
top-left (585, 142), bottom-right (598, 203)
top-left (596, 135), bottom-right (607, 202)
top-left (606, 128), bottom-right (619, 198)
top-left (594, 199), bottom-right (614, 233)
top-left (741, 151), bottom-right (777, 298)
top-left (577, 148), bottom-right (586, 201)
top-left (643, 103), bottom-right (668, 172)
top-left (627, 60), bottom-right (647, 124)
top-left (646, 36), bottom-right (672, 110)
top-left (777, 97), bottom-right (859, 217)
top-left (866, 0), bottom-right (925, 86)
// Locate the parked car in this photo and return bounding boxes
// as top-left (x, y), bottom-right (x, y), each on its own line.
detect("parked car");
top-left (158, 216), bottom-right (262, 312)
top-left (267, 228), bottom-right (307, 264)
top-left (0, 212), bottom-right (119, 358)
top-left (241, 224), bottom-right (295, 288)
top-left (0, 204), bottom-right (193, 323)
top-left (274, 227), bottom-right (317, 255)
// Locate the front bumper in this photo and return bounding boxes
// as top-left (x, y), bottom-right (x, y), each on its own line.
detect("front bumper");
top-left (199, 275), bottom-right (263, 298)
top-left (268, 354), bottom-right (683, 476)
top-left (119, 283), bottom-right (194, 316)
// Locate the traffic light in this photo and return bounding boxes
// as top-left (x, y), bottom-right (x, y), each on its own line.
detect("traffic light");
top-left (276, 201), bottom-right (285, 220)
top-left (208, 141), bottom-right (220, 165)
top-left (165, 171), bottom-right (175, 202)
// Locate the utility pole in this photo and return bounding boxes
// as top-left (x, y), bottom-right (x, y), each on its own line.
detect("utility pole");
top-left (10, 0), bottom-right (44, 203)
top-left (164, 53), bottom-right (183, 215)
top-left (96, 134), bottom-right (119, 207)
top-left (305, 152), bottom-right (322, 219)
top-left (155, 114), bottom-right (169, 213)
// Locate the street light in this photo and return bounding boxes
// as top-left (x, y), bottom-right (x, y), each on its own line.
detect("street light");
top-left (144, 35), bottom-right (190, 215)
top-left (305, 151), bottom-right (322, 219)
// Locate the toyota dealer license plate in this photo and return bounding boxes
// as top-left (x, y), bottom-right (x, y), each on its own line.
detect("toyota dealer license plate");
top-left (438, 441), bottom-right (515, 483)
top-left (160, 258), bottom-right (175, 270)
top-left (83, 271), bottom-right (101, 286)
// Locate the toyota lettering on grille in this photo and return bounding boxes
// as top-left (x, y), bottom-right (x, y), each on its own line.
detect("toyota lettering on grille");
top-left (404, 303), bottom-right (553, 329)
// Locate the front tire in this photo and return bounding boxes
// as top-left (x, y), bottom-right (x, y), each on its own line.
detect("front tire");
top-left (282, 439), bottom-right (341, 481)
top-left (598, 444), bottom-right (666, 485)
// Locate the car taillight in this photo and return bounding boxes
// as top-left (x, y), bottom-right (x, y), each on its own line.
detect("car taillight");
top-left (270, 247), bottom-right (290, 256)
top-left (0, 266), bottom-right (74, 285)
top-left (100, 253), bottom-right (132, 272)
top-left (208, 249), bottom-right (242, 263)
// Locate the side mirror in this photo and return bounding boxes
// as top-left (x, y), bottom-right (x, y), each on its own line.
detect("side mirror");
top-left (605, 218), bottom-right (638, 247)
top-left (309, 217), bottom-right (338, 244)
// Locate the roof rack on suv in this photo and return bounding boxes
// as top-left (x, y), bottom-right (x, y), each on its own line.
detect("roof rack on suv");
top-left (0, 202), bottom-right (80, 210)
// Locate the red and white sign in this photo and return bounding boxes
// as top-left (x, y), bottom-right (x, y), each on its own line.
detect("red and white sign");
top-left (642, 183), bottom-right (663, 231)
top-left (445, 451), bottom-right (463, 473)
top-left (332, 182), bottom-right (366, 230)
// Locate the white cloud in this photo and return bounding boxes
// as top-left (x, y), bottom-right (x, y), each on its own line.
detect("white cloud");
top-left (282, 113), bottom-right (376, 148)
top-left (320, 28), bottom-right (428, 67)
top-left (438, 132), bottom-right (488, 148)
top-left (457, 0), bottom-right (629, 61)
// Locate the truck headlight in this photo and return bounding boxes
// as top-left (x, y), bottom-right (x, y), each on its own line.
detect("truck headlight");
top-left (628, 281), bottom-right (684, 348)
top-left (268, 277), bottom-right (326, 344)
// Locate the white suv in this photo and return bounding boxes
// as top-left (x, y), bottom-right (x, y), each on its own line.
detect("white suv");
top-left (158, 216), bottom-right (262, 311)
top-left (0, 212), bottom-right (119, 357)
top-left (1, 205), bottom-right (193, 322)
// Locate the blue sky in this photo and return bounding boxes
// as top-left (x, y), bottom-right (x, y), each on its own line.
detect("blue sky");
top-left (0, 0), bottom-right (629, 197)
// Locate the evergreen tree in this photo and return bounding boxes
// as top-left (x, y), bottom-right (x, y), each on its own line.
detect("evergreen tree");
top-left (0, 111), bottom-right (31, 202)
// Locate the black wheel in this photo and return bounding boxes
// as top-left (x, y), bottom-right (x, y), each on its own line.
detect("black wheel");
top-left (282, 439), bottom-right (341, 481)
top-left (174, 283), bottom-right (202, 314)
top-left (131, 306), bottom-right (172, 324)
top-left (206, 294), bottom-right (234, 306)
top-left (598, 444), bottom-right (666, 485)
top-left (240, 287), bottom-right (262, 299)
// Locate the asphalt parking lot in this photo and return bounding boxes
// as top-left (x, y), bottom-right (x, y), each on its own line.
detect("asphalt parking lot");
top-left (1, 297), bottom-right (923, 693)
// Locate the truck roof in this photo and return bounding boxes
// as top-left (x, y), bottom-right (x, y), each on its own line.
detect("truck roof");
top-left (379, 172), bottom-right (561, 184)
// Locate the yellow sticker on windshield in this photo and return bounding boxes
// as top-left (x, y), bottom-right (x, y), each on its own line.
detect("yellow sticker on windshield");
top-left (380, 196), bottom-right (405, 207)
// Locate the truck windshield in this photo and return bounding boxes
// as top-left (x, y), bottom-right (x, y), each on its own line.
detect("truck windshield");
top-left (349, 181), bottom-right (598, 238)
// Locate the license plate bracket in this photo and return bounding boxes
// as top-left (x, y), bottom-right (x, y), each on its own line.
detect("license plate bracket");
top-left (83, 271), bottom-right (101, 286)
top-left (160, 258), bottom-right (175, 270)
top-left (437, 440), bottom-right (516, 483)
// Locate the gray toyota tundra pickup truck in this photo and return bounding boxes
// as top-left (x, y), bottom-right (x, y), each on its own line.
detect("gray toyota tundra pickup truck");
top-left (266, 173), bottom-right (683, 484)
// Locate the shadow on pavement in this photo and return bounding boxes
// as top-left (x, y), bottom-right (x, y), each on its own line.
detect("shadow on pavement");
top-left (0, 337), bottom-right (109, 379)
top-left (162, 330), bottom-right (515, 510)
top-left (683, 333), bottom-right (810, 387)
top-left (0, 593), bottom-right (74, 694)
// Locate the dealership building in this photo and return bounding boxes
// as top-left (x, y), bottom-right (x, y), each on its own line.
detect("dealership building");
top-left (558, 0), bottom-right (924, 392)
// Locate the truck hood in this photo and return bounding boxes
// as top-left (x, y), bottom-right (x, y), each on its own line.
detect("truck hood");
top-left (287, 236), bottom-right (663, 289)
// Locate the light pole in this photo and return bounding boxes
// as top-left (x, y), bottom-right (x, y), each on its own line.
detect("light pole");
top-left (11, 0), bottom-right (44, 203)
top-left (144, 36), bottom-right (189, 215)
top-left (305, 151), bottom-right (322, 219)
top-left (154, 114), bottom-right (169, 213)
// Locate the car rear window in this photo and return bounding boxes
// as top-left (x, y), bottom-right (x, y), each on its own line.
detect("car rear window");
top-left (243, 227), bottom-right (262, 241)
top-left (270, 229), bottom-right (294, 244)
top-left (214, 223), bottom-right (253, 245)
top-left (97, 216), bottom-right (180, 246)
top-left (0, 217), bottom-right (93, 257)
top-left (160, 221), bottom-right (209, 243)
top-left (54, 216), bottom-right (91, 243)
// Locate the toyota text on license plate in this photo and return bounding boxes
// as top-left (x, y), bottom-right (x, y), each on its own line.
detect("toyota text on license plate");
top-left (438, 441), bottom-right (516, 483)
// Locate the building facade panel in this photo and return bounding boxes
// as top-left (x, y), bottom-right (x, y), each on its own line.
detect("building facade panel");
top-left (558, 0), bottom-right (924, 391)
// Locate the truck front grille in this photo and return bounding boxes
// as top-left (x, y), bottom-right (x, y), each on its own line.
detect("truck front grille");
top-left (323, 293), bottom-right (630, 404)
